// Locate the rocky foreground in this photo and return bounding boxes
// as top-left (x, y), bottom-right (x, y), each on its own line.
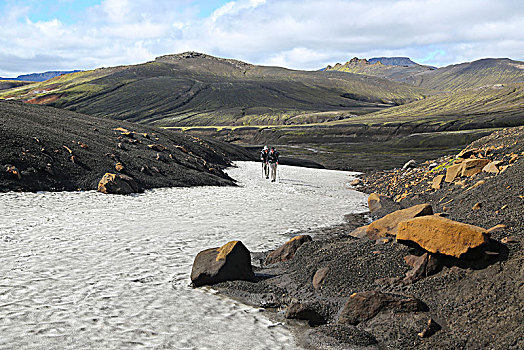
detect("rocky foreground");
top-left (0, 100), bottom-right (254, 193)
top-left (190, 127), bottom-right (523, 349)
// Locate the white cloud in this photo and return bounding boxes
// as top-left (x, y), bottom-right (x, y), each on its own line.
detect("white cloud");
top-left (0, 0), bottom-right (522, 76)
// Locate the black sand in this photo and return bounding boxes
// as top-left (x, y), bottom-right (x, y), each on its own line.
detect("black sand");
top-left (0, 100), bottom-right (254, 192)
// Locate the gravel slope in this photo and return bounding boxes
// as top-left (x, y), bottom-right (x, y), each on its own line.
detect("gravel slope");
top-left (0, 100), bottom-right (254, 192)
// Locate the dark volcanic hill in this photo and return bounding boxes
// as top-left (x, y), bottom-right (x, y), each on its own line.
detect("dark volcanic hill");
top-left (0, 80), bottom-right (32, 91)
top-left (0, 52), bottom-right (425, 127)
top-left (0, 100), bottom-right (254, 192)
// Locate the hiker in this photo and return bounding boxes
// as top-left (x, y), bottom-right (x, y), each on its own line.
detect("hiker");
top-left (260, 146), bottom-right (269, 179)
top-left (268, 147), bottom-right (280, 182)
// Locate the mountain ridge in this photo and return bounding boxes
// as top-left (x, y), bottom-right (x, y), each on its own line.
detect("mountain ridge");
top-left (0, 52), bottom-right (426, 127)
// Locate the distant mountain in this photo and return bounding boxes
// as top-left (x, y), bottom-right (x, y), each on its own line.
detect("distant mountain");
top-left (325, 57), bottom-right (524, 93)
top-left (324, 57), bottom-right (434, 83)
top-left (0, 52), bottom-right (425, 127)
top-left (0, 70), bottom-right (82, 82)
top-left (411, 58), bottom-right (524, 91)
top-left (368, 57), bottom-right (419, 66)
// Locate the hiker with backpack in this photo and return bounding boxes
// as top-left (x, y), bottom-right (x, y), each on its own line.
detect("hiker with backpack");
top-left (268, 147), bottom-right (280, 182)
top-left (260, 146), bottom-right (270, 179)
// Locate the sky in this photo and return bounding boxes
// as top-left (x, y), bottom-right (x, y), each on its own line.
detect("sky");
top-left (0, 0), bottom-right (523, 77)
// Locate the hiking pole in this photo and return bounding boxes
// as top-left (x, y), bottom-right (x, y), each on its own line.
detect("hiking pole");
top-left (261, 162), bottom-right (264, 179)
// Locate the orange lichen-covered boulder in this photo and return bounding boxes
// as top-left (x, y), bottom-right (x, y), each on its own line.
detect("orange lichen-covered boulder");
top-left (366, 204), bottom-right (433, 240)
top-left (397, 216), bottom-right (489, 258)
top-left (265, 235), bottom-right (312, 265)
top-left (191, 241), bottom-right (255, 287)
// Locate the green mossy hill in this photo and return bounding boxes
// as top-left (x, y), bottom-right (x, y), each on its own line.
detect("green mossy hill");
top-left (412, 58), bottom-right (524, 91)
top-left (324, 57), bottom-right (434, 84)
top-left (0, 52), bottom-right (425, 127)
top-left (0, 100), bottom-right (254, 193)
top-left (352, 82), bottom-right (524, 128)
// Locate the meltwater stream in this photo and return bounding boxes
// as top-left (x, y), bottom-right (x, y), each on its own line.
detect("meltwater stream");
top-left (0, 162), bottom-right (368, 349)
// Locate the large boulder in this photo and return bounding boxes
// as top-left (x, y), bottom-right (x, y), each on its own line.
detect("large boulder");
top-left (265, 235), bottom-right (312, 265)
top-left (285, 301), bottom-right (332, 326)
top-left (190, 240), bottom-right (255, 287)
top-left (397, 216), bottom-right (489, 258)
top-left (445, 163), bottom-right (462, 182)
top-left (365, 204), bottom-right (433, 240)
top-left (97, 173), bottom-right (141, 194)
top-left (482, 161), bottom-right (500, 174)
top-left (348, 225), bottom-right (369, 239)
top-left (338, 291), bottom-right (428, 325)
top-left (431, 175), bottom-right (445, 190)
top-left (461, 159), bottom-right (490, 177)
top-left (367, 193), bottom-right (392, 212)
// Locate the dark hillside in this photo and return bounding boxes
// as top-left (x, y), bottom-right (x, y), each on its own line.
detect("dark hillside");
top-left (0, 80), bottom-right (32, 91)
top-left (0, 100), bottom-right (254, 193)
top-left (0, 52), bottom-right (425, 127)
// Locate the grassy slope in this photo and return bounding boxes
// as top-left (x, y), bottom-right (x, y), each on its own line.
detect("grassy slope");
top-left (0, 53), bottom-right (426, 127)
top-left (412, 58), bottom-right (524, 91)
top-left (332, 82), bottom-right (524, 128)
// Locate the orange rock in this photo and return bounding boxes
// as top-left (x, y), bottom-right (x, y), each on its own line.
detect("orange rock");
top-left (97, 173), bottom-right (141, 195)
top-left (348, 225), bottom-right (369, 239)
top-left (366, 204), bottom-right (433, 240)
top-left (482, 162), bottom-right (500, 174)
top-left (465, 180), bottom-right (485, 192)
top-left (397, 216), bottom-right (489, 258)
top-left (113, 127), bottom-right (130, 133)
top-left (445, 164), bottom-right (462, 182)
top-left (487, 224), bottom-right (507, 233)
top-left (6, 165), bottom-right (21, 179)
top-left (457, 148), bottom-right (481, 159)
top-left (431, 175), bottom-right (445, 189)
top-left (350, 178), bottom-right (362, 186)
top-left (472, 202), bottom-right (482, 210)
top-left (461, 159), bottom-right (490, 177)
top-left (115, 162), bottom-right (124, 172)
top-left (148, 144), bottom-right (166, 152)
top-left (367, 193), bottom-right (391, 212)
top-left (265, 235), bottom-right (312, 265)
